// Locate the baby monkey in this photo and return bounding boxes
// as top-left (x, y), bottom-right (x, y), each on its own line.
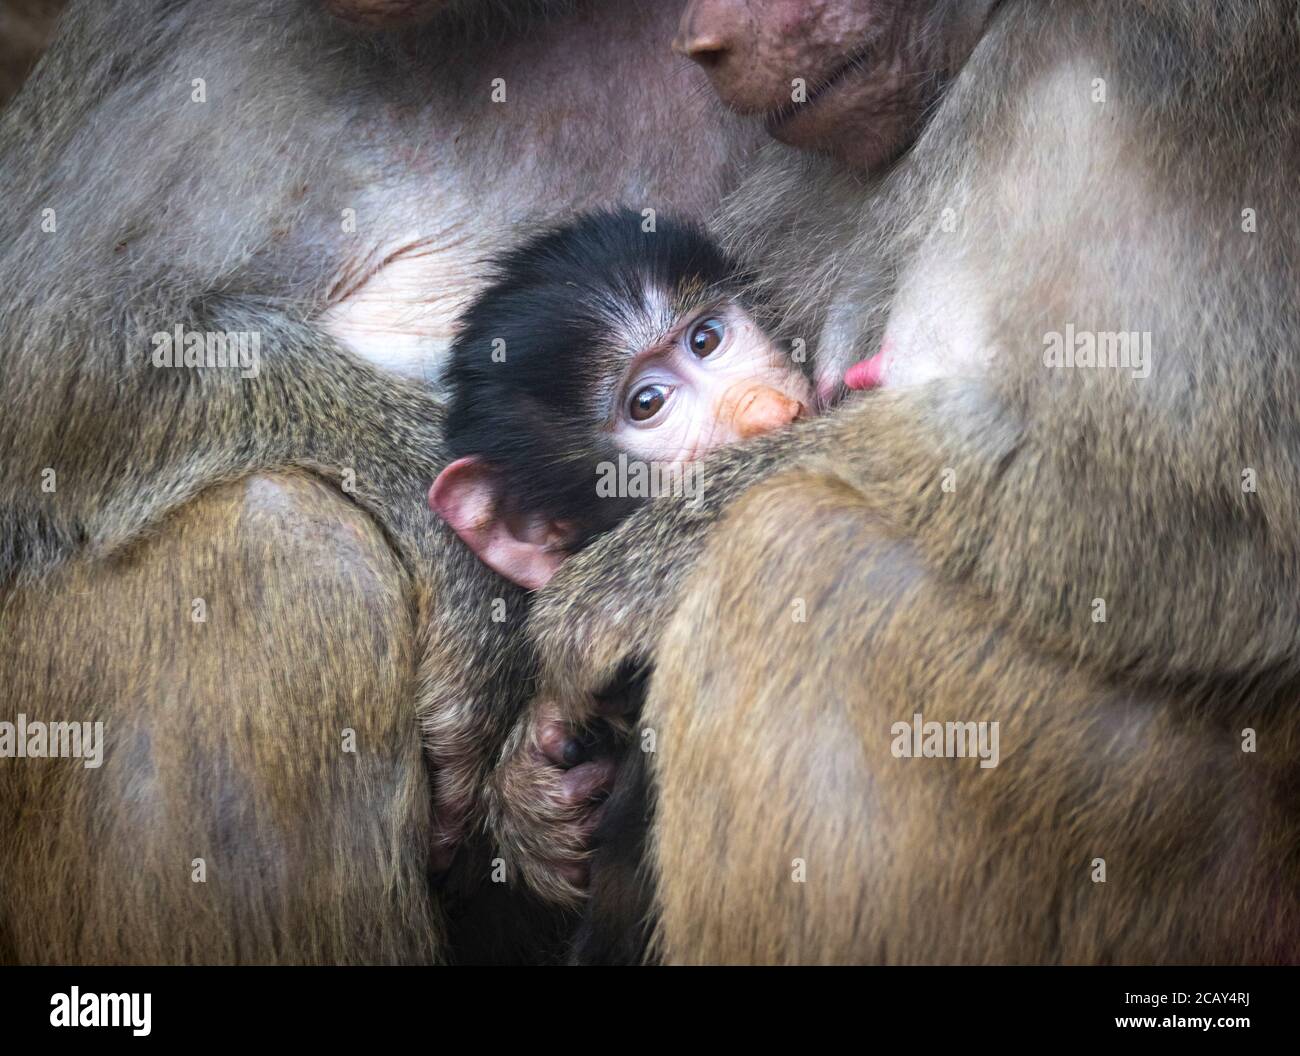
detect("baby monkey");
top-left (430, 208), bottom-right (813, 589)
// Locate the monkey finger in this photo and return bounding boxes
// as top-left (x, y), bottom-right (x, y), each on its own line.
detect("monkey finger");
top-left (536, 716), bottom-right (573, 764)
top-left (536, 717), bottom-right (599, 768)
top-left (559, 759), bottom-right (617, 807)
top-left (539, 799), bottom-right (612, 888)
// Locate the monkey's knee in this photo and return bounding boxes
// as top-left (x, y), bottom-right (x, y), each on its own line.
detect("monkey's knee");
top-left (646, 470), bottom-right (1280, 964)
top-left (644, 470), bottom-right (918, 963)
top-left (0, 472), bottom-right (439, 963)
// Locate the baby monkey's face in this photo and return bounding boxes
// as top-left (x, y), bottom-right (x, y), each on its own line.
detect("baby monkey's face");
top-left (609, 298), bottom-right (812, 464)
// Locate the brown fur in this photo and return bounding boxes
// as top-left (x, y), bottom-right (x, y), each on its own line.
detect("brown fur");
top-left (0, 473), bottom-right (441, 963)
top-left (0, 0), bottom-right (759, 963)
top-left (648, 471), bottom-right (1300, 963)
top-left (503, 0), bottom-right (1300, 962)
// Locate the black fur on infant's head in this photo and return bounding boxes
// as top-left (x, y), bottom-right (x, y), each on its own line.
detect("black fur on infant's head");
top-left (443, 206), bottom-right (740, 545)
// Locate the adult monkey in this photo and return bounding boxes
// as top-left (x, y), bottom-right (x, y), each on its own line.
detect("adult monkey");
top-left (502, 0), bottom-right (1300, 963)
top-left (0, 0), bottom-right (763, 963)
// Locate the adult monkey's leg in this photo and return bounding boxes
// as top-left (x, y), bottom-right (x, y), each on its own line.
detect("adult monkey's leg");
top-left (0, 473), bottom-right (442, 964)
top-left (645, 471), bottom-right (1300, 964)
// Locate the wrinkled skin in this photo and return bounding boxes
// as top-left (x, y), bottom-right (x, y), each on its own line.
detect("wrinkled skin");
top-left (674, 0), bottom-right (996, 170)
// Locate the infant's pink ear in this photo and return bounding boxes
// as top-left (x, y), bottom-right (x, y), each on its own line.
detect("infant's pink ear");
top-left (429, 457), bottom-right (567, 591)
top-left (429, 456), bottom-right (493, 536)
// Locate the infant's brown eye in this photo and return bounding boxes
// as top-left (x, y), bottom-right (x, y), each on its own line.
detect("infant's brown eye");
top-left (688, 317), bottom-right (725, 357)
top-left (629, 384), bottom-right (670, 422)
